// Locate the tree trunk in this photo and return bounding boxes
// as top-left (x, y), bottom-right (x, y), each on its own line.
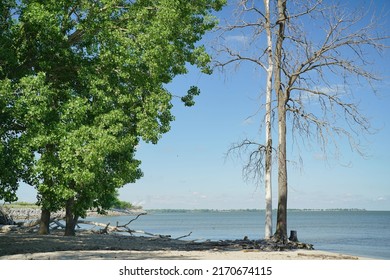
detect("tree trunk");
top-left (64, 197), bottom-right (78, 236)
top-left (275, 99), bottom-right (288, 241)
top-left (38, 208), bottom-right (51, 235)
top-left (273, 0), bottom-right (288, 242)
top-left (263, 0), bottom-right (273, 240)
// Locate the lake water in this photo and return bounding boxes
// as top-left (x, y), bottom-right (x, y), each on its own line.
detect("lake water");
top-left (88, 210), bottom-right (390, 259)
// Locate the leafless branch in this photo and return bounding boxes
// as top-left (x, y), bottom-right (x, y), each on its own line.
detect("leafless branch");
top-left (116, 212), bottom-right (146, 228)
top-left (279, 0), bottom-right (388, 157)
top-left (286, 0), bottom-right (324, 20)
top-left (227, 139), bottom-right (277, 184)
top-left (214, 45), bottom-right (267, 70)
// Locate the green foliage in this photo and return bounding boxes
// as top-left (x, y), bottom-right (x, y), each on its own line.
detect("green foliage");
top-left (1, 1), bottom-right (226, 218)
top-left (111, 199), bottom-right (134, 210)
top-left (181, 86), bottom-right (201, 107)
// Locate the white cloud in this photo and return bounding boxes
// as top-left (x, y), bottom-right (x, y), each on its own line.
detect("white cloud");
top-left (314, 85), bottom-right (348, 95)
top-left (299, 84), bottom-right (349, 104)
top-left (225, 35), bottom-right (250, 45)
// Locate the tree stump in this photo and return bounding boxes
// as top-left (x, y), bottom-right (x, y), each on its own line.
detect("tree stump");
top-left (289, 230), bottom-right (298, 242)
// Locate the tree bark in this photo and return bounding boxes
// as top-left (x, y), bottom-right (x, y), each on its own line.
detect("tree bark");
top-left (64, 197), bottom-right (78, 236)
top-left (274, 0), bottom-right (288, 242)
top-left (263, 0), bottom-right (273, 240)
top-left (38, 208), bottom-right (51, 235)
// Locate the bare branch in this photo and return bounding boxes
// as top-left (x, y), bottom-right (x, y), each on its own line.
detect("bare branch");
top-left (116, 212), bottom-right (146, 228)
top-left (276, 0), bottom-right (389, 157)
top-left (286, 0), bottom-right (324, 20)
top-left (213, 45), bottom-right (267, 70)
top-left (226, 139), bottom-right (277, 185)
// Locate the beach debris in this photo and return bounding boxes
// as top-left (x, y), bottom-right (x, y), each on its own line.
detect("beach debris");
top-left (175, 232), bottom-right (192, 240)
top-left (77, 212), bottom-right (175, 239)
top-left (289, 230), bottom-right (298, 242)
top-left (1, 208), bottom-right (314, 253)
top-left (0, 207), bottom-right (16, 225)
top-left (0, 225), bottom-right (18, 233)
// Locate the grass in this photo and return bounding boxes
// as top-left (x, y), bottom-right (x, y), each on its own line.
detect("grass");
top-left (2, 202), bottom-right (39, 208)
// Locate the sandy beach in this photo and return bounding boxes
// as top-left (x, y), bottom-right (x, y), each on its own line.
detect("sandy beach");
top-left (0, 249), bottom-right (367, 260)
top-left (0, 208), bottom-right (373, 260)
top-left (0, 230), bottom-right (368, 260)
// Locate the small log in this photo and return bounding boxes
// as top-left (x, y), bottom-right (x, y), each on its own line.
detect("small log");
top-left (77, 220), bottom-right (117, 231)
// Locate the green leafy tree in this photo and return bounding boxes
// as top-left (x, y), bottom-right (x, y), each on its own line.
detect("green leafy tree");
top-left (1, 1), bottom-right (30, 203)
top-left (1, 0), bottom-right (226, 235)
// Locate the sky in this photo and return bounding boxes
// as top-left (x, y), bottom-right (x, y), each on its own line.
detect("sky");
top-left (13, 0), bottom-right (390, 210)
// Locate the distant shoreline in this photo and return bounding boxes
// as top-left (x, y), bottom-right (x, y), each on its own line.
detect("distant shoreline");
top-left (3, 206), bottom-right (387, 221)
top-left (3, 207), bottom-right (144, 220)
top-left (145, 208), bottom-right (369, 211)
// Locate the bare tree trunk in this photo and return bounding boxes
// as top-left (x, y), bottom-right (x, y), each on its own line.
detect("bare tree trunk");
top-left (38, 208), bottom-right (51, 235)
top-left (275, 95), bottom-right (288, 241)
top-left (274, 0), bottom-right (288, 242)
top-left (64, 197), bottom-right (77, 236)
top-left (263, 0), bottom-right (273, 240)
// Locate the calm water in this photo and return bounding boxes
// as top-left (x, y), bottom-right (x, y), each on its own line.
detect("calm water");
top-left (89, 210), bottom-right (390, 259)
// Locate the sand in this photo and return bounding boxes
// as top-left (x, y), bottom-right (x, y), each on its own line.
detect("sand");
top-left (0, 230), bottom-right (368, 260)
top-left (0, 249), bottom-right (367, 260)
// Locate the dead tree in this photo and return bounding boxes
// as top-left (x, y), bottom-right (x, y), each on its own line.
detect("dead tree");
top-left (273, 0), bottom-right (388, 241)
top-left (215, 0), bottom-right (275, 240)
top-left (217, 0), bottom-right (388, 243)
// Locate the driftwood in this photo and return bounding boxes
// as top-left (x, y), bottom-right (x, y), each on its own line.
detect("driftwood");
top-left (175, 232), bottom-right (192, 240)
top-left (0, 207), bottom-right (15, 225)
top-left (1, 210), bottom-right (192, 240)
top-left (77, 213), bottom-right (174, 238)
top-left (76, 213), bottom-right (195, 240)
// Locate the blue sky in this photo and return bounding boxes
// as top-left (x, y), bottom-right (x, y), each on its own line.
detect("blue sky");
top-left (14, 0), bottom-right (390, 210)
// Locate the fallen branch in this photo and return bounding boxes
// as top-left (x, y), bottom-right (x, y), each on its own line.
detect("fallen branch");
top-left (176, 232), bottom-right (192, 240)
top-left (116, 212), bottom-right (147, 228)
top-left (76, 213), bottom-right (181, 239)
top-left (51, 220), bottom-right (66, 230)
top-left (77, 219), bottom-right (171, 237)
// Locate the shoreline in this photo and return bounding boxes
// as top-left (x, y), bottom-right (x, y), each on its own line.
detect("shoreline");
top-left (3, 207), bottom-right (143, 221)
top-left (0, 230), bottom-right (372, 260)
top-left (1, 208), bottom-right (385, 260)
